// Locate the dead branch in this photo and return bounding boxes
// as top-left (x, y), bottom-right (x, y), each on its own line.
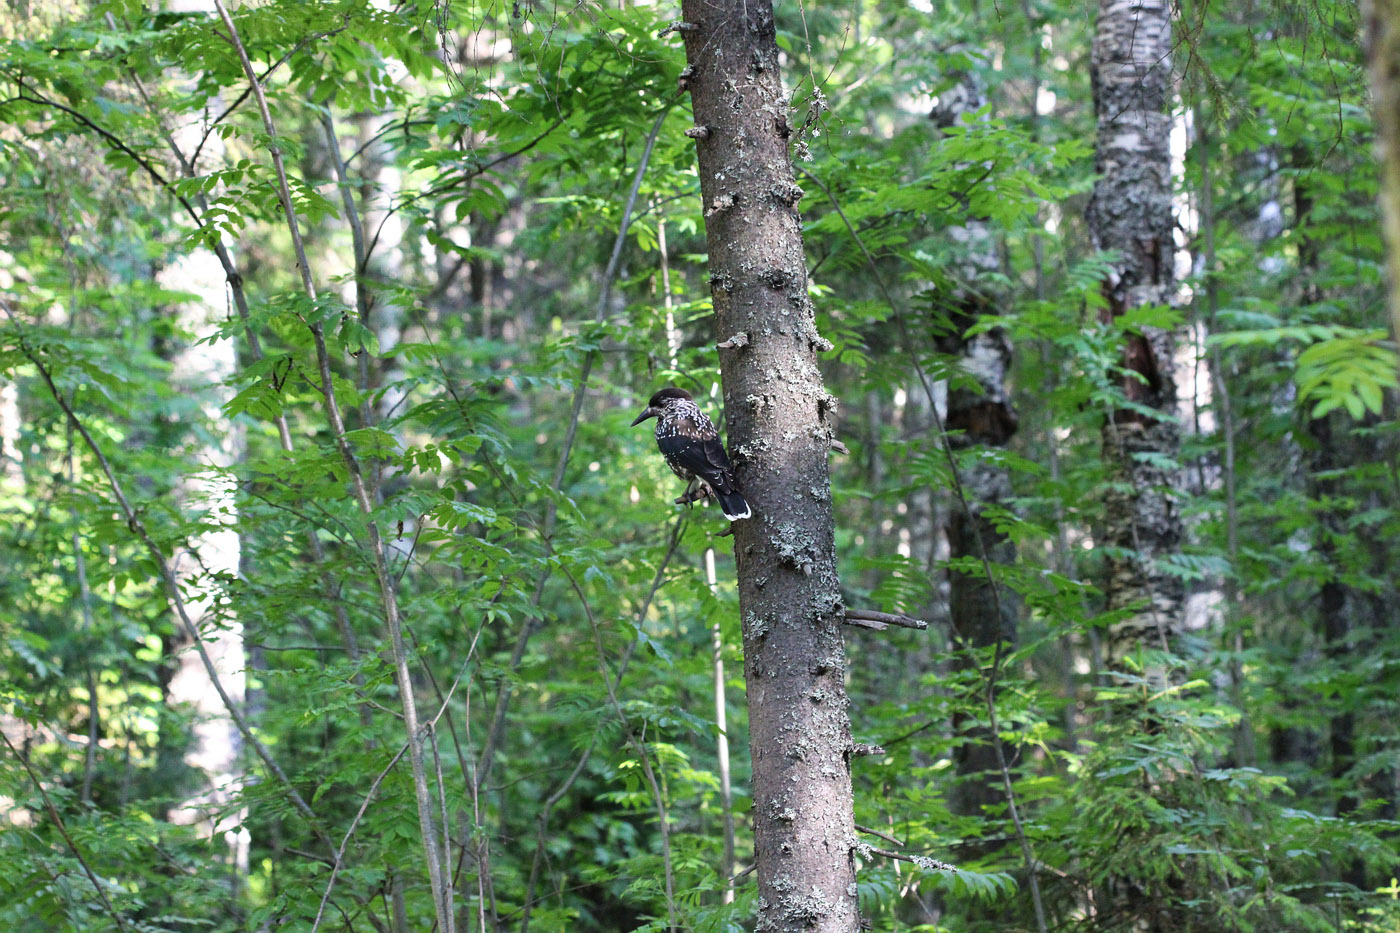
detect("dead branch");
top-left (855, 824), bottom-right (904, 847)
top-left (855, 841), bottom-right (957, 874)
top-left (845, 608), bottom-right (928, 630)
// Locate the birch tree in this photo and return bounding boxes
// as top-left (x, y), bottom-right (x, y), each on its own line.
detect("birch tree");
top-left (160, 247), bottom-right (247, 878)
top-left (1365, 0), bottom-right (1400, 356)
top-left (1087, 0), bottom-right (1184, 667)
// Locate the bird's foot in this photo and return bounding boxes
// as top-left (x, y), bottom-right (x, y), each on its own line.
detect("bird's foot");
top-left (674, 484), bottom-right (711, 507)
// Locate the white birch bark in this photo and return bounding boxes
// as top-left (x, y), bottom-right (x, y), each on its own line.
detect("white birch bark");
top-left (160, 243), bottom-right (248, 873)
top-left (1088, 0), bottom-right (1185, 665)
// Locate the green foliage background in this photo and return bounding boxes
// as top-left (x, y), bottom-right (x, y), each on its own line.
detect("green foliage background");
top-left (0, 0), bottom-right (1396, 930)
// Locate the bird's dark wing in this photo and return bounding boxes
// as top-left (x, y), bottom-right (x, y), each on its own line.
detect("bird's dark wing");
top-left (657, 419), bottom-right (739, 493)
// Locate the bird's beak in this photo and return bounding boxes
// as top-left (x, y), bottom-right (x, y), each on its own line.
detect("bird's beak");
top-left (631, 407), bottom-right (657, 427)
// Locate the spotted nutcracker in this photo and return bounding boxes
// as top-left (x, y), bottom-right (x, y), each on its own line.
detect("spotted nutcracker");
top-left (631, 387), bottom-right (752, 520)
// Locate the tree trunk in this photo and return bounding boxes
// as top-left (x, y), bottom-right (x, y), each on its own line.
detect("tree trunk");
top-left (1295, 163), bottom-right (1377, 887)
top-left (1087, 0), bottom-right (1184, 667)
top-left (679, 3), bottom-right (862, 929)
top-left (930, 57), bottom-right (1022, 821)
top-left (1364, 0), bottom-right (1400, 360)
top-left (159, 244), bottom-right (249, 881)
top-left (0, 378), bottom-right (20, 488)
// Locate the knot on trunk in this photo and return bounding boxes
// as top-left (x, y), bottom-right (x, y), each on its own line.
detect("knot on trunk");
top-left (706, 192), bottom-right (736, 216)
top-left (768, 180), bottom-right (803, 205)
top-left (761, 267), bottom-right (794, 289)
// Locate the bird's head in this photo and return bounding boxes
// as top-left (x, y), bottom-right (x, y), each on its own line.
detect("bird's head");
top-left (631, 387), bottom-right (692, 426)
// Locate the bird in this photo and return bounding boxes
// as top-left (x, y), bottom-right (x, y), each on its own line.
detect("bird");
top-left (631, 387), bottom-right (752, 521)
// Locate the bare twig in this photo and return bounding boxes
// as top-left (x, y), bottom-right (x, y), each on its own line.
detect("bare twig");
top-left (474, 105), bottom-right (671, 795)
top-left (855, 842), bottom-right (957, 874)
top-left (845, 608), bottom-right (928, 630)
top-left (674, 486), bottom-right (711, 505)
top-left (855, 823), bottom-right (905, 847)
top-left (657, 19), bottom-right (700, 37)
top-left (210, 3), bottom-right (453, 927)
top-left (311, 745), bottom-right (409, 932)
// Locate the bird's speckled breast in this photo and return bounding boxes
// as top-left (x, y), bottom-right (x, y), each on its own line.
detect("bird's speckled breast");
top-left (653, 400), bottom-right (714, 439)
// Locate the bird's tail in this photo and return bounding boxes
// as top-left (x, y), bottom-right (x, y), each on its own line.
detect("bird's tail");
top-left (715, 489), bottom-right (752, 521)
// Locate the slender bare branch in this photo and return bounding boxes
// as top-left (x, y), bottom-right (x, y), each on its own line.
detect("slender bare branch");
top-left (474, 105), bottom-right (671, 795)
top-left (1, 300), bottom-right (330, 850)
top-left (855, 842), bottom-right (957, 875)
top-left (845, 608), bottom-right (928, 630)
top-left (855, 824), bottom-right (905, 848)
top-left (209, 2), bottom-right (453, 926)
top-left (0, 729), bottom-right (130, 932)
top-left (311, 745), bottom-right (409, 932)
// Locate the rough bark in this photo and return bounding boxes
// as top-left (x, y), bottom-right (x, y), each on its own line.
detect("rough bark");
top-left (1087, 0), bottom-right (1184, 665)
top-left (1365, 0), bottom-right (1400, 360)
top-left (679, 2), bottom-right (862, 929)
top-left (929, 62), bottom-right (1021, 820)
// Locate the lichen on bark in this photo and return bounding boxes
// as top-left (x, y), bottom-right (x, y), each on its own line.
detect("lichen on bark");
top-left (679, 0), bottom-right (862, 928)
top-left (1087, 0), bottom-right (1185, 665)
